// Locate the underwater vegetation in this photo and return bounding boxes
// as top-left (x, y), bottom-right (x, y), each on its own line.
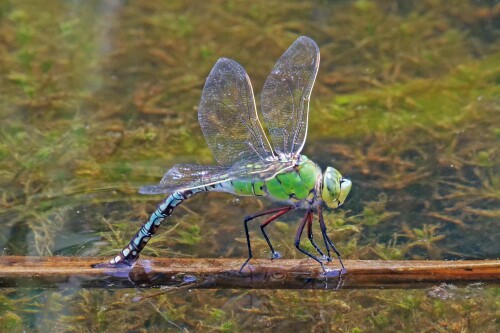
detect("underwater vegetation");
top-left (0, 0), bottom-right (498, 331)
top-left (0, 286), bottom-right (498, 332)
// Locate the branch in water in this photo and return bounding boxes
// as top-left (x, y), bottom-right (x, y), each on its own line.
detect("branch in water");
top-left (0, 256), bottom-right (498, 289)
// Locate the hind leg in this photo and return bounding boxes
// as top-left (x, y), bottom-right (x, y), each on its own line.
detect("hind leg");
top-left (239, 206), bottom-right (293, 272)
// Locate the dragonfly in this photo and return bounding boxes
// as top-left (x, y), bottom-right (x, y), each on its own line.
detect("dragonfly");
top-left (104, 36), bottom-right (352, 273)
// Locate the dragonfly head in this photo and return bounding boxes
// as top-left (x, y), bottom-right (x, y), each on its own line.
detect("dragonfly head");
top-left (322, 167), bottom-right (352, 209)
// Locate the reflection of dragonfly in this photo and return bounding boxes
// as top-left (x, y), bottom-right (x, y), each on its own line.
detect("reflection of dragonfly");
top-left (107, 36), bottom-right (351, 273)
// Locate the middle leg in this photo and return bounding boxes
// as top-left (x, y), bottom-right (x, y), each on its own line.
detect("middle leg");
top-left (306, 210), bottom-right (326, 259)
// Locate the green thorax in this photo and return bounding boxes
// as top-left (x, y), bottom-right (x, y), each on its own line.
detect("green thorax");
top-left (230, 155), bottom-right (321, 203)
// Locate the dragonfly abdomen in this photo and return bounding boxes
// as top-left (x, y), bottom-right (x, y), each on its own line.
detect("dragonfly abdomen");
top-left (108, 187), bottom-right (207, 266)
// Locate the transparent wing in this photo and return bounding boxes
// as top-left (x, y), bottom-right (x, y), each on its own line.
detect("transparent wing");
top-left (139, 164), bottom-right (233, 194)
top-left (139, 159), bottom-right (296, 194)
top-left (261, 36), bottom-right (320, 156)
top-left (198, 58), bottom-right (274, 166)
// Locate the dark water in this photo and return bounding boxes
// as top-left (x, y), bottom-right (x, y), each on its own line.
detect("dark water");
top-left (0, 0), bottom-right (498, 331)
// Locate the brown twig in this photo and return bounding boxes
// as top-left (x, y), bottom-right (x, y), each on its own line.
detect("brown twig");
top-left (0, 256), bottom-right (498, 290)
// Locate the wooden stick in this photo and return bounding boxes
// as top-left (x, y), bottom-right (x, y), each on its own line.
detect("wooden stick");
top-left (0, 256), bottom-right (498, 289)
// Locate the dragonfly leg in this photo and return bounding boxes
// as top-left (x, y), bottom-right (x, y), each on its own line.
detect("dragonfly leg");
top-left (295, 209), bottom-right (326, 273)
top-left (260, 207), bottom-right (294, 259)
top-left (317, 205), bottom-right (345, 271)
top-left (239, 206), bottom-right (293, 272)
top-left (239, 217), bottom-right (253, 272)
top-left (306, 210), bottom-right (326, 259)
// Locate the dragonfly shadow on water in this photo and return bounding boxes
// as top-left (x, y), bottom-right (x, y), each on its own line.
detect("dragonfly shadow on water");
top-left (96, 259), bottom-right (347, 290)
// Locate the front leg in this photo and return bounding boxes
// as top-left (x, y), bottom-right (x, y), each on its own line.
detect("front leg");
top-left (317, 205), bottom-right (345, 271)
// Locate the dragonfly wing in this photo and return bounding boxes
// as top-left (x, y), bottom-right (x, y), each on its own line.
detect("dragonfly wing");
top-left (139, 159), bottom-right (297, 195)
top-left (261, 36), bottom-right (320, 156)
top-left (199, 58), bottom-right (274, 166)
top-left (139, 164), bottom-right (234, 194)
top-left (227, 158), bottom-right (296, 181)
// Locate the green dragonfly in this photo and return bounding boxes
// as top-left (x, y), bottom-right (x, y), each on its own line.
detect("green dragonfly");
top-left (105, 36), bottom-right (351, 273)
